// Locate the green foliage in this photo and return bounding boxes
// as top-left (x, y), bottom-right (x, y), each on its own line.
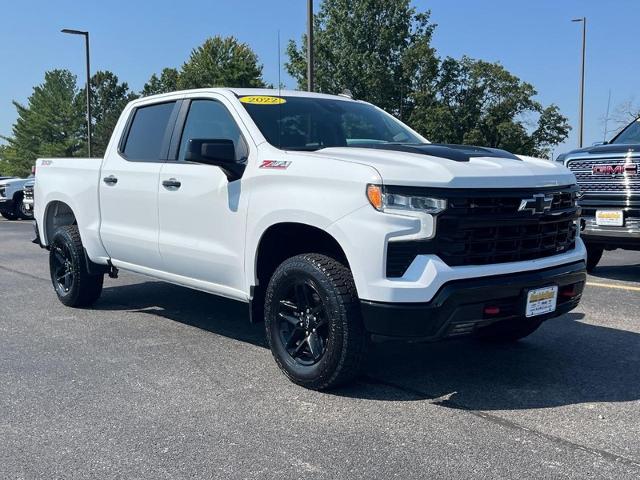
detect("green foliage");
top-left (408, 57), bottom-right (569, 157)
top-left (141, 68), bottom-right (179, 96)
top-left (178, 36), bottom-right (265, 89)
top-left (1, 69), bottom-right (83, 176)
top-left (77, 71), bottom-right (138, 156)
top-left (286, 0), bottom-right (437, 122)
top-left (288, 0), bottom-right (570, 157)
top-left (141, 36), bottom-right (266, 96)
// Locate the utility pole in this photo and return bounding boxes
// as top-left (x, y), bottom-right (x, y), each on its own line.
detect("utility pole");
top-left (62, 29), bottom-right (92, 157)
top-left (307, 0), bottom-right (314, 92)
top-left (572, 17), bottom-right (586, 148)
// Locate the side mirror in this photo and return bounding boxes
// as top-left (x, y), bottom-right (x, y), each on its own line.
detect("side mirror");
top-left (591, 141), bottom-right (608, 147)
top-left (185, 138), bottom-right (244, 181)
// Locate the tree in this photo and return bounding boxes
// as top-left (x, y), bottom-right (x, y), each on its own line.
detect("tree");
top-left (409, 56), bottom-right (570, 158)
top-left (178, 36), bottom-right (266, 89)
top-left (141, 67), bottom-right (179, 96)
top-left (287, 0), bottom-right (570, 157)
top-left (77, 71), bottom-right (138, 156)
top-left (286, 0), bottom-right (438, 122)
top-left (1, 69), bottom-right (83, 176)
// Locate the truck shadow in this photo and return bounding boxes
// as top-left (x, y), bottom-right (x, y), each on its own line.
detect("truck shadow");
top-left (98, 281), bottom-right (640, 411)
top-left (589, 263), bottom-right (640, 283)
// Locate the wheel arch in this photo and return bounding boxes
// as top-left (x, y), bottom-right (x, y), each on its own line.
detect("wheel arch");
top-left (254, 222), bottom-right (351, 289)
top-left (42, 200), bottom-right (77, 246)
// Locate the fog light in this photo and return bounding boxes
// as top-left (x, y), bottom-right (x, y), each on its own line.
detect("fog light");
top-left (483, 306), bottom-right (501, 315)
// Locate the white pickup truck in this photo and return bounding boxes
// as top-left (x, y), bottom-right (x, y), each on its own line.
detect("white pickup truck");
top-left (34, 88), bottom-right (587, 390)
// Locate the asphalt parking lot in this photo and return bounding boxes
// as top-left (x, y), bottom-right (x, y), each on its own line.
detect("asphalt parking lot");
top-left (1, 218), bottom-right (639, 479)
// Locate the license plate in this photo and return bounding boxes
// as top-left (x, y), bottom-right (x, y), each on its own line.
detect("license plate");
top-left (596, 209), bottom-right (623, 226)
top-left (525, 286), bottom-right (558, 318)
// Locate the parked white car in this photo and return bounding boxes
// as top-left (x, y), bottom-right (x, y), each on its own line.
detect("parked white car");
top-left (0, 176), bottom-right (34, 220)
top-left (33, 88), bottom-right (587, 389)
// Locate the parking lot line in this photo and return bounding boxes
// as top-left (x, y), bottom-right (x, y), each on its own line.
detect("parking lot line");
top-left (586, 281), bottom-right (640, 292)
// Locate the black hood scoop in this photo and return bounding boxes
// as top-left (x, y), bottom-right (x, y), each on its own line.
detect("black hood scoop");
top-left (356, 143), bottom-right (521, 162)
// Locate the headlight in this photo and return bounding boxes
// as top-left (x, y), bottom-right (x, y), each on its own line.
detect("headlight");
top-left (0, 185), bottom-right (6, 198)
top-left (366, 184), bottom-right (447, 214)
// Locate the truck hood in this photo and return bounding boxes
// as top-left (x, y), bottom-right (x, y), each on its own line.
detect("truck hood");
top-left (313, 145), bottom-right (576, 189)
top-left (0, 177), bottom-right (30, 187)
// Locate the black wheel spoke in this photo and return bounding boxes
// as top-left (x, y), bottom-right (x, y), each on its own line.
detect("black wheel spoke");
top-left (291, 336), bottom-right (309, 357)
top-left (275, 277), bottom-right (330, 366)
top-left (294, 283), bottom-right (311, 310)
top-left (54, 249), bottom-right (66, 265)
top-left (278, 312), bottom-right (300, 326)
top-left (285, 328), bottom-right (303, 350)
top-left (307, 332), bottom-right (323, 360)
top-left (279, 299), bottom-right (298, 312)
top-left (63, 272), bottom-right (72, 290)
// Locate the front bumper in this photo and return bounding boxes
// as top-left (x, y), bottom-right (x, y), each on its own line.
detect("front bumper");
top-left (0, 197), bottom-right (14, 213)
top-left (361, 261), bottom-right (586, 339)
top-left (581, 216), bottom-right (640, 250)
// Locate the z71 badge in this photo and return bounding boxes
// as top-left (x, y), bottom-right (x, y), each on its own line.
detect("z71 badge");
top-left (259, 160), bottom-right (291, 170)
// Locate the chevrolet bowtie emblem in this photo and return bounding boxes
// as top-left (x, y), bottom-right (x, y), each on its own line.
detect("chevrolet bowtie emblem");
top-left (518, 193), bottom-right (554, 214)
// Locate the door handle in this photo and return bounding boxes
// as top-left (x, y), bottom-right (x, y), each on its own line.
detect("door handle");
top-left (103, 175), bottom-right (118, 185)
top-left (162, 178), bottom-right (181, 189)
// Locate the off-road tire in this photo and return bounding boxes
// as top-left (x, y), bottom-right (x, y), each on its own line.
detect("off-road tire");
top-left (1, 211), bottom-right (18, 220)
top-left (586, 245), bottom-right (604, 273)
top-left (264, 254), bottom-right (366, 390)
top-left (49, 225), bottom-right (104, 307)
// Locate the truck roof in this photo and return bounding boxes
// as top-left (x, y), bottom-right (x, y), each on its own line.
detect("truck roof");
top-left (137, 87), bottom-right (358, 104)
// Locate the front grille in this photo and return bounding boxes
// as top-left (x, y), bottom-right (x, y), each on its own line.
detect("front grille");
top-left (386, 187), bottom-right (579, 277)
top-left (566, 157), bottom-right (640, 194)
top-left (23, 185), bottom-right (34, 201)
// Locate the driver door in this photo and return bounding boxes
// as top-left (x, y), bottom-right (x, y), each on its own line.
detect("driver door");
top-left (157, 97), bottom-right (250, 298)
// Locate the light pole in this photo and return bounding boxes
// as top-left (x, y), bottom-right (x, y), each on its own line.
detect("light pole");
top-left (307, 0), bottom-right (314, 92)
top-left (572, 17), bottom-right (586, 148)
top-left (62, 28), bottom-right (92, 157)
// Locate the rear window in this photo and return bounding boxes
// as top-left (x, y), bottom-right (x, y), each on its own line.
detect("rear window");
top-left (122, 102), bottom-right (176, 160)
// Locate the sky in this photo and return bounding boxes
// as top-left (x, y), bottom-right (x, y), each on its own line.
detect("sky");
top-left (1, 0), bottom-right (638, 156)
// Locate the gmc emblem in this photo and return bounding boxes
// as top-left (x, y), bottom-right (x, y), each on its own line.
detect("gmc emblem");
top-left (592, 164), bottom-right (638, 175)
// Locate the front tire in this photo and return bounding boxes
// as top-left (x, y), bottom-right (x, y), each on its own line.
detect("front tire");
top-left (264, 254), bottom-right (366, 390)
top-left (49, 225), bottom-right (104, 307)
top-left (475, 317), bottom-right (544, 343)
top-left (1, 211), bottom-right (18, 220)
top-left (586, 245), bottom-right (604, 272)
top-left (16, 194), bottom-right (33, 220)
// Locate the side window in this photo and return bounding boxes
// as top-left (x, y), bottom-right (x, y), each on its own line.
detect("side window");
top-left (178, 100), bottom-right (248, 162)
top-left (122, 102), bottom-right (176, 161)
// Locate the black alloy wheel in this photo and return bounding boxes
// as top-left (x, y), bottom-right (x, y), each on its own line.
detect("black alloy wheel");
top-left (265, 254), bottom-right (366, 390)
top-left (276, 279), bottom-right (329, 366)
top-left (51, 241), bottom-right (75, 296)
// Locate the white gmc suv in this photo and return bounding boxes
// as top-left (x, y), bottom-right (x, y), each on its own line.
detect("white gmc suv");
top-left (34, 88), bottom-right (587, 390)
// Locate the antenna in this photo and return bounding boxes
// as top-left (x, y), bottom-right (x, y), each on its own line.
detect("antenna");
top-left (603, 89), bottom-right (612, 142)
top-left (277, 30), bottom-right (281, 96)
top-left (277, 30), bottom-right (282, 148)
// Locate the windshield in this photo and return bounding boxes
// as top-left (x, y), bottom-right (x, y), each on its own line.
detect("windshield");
top-left (611, 118), bottom-right (640, 145)
top-left (239, 95), bottom-right (423, 151)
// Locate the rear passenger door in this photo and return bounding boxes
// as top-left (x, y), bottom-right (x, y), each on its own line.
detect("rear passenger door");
top-left (99, 100), bottom-right (179, 271)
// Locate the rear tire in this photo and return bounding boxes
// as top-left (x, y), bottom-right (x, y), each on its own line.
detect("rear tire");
top-left (475, 317), bottom-right (544, 343)
top-left (586, 245), bottom-right (604, 272)
top-left (49, 225), bottom-right (104, 307)
top-left (264, 254), bottom-right (366, 390)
